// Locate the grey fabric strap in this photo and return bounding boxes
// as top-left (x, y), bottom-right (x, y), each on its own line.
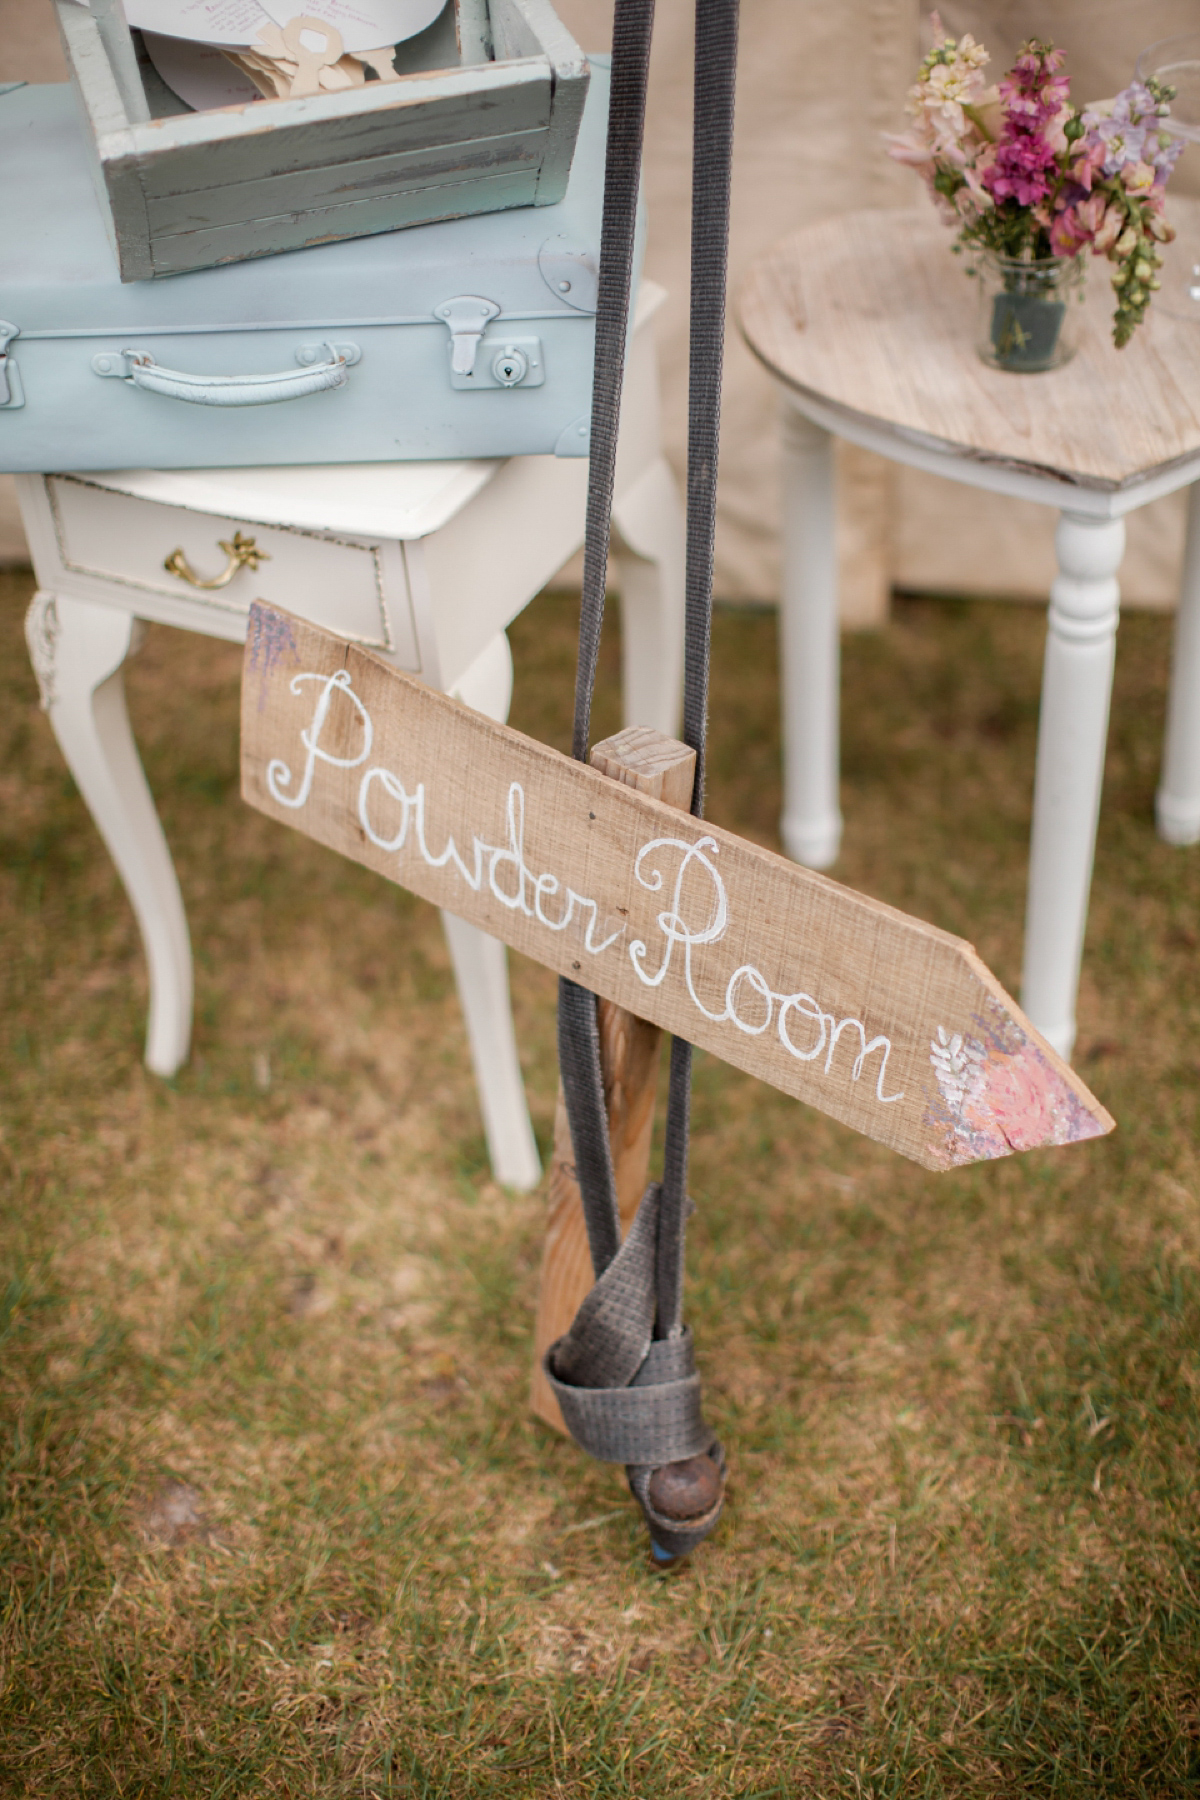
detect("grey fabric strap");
top-left (556, 976), bottom-right (621, 1276)
top-left (570, 0), bottom-right (655, 766)
top-left (655, 0), bottom-right (741, 1346)
top-left (553, 0), bottom-right (740, 1559)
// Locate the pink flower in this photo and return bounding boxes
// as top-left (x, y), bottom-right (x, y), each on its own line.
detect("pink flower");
top-left (1092, 202), bottom-right (1125, 253)
top-left (1069, 138), bottom-right (1106, 192)
top-left (1048, 187), bottom-right (1109, 256)
top-left (892, 12), bottom-right (996, 180)
top-left (959, 147), bottom-right (996, 210)
top-left (981, 38), bottom-right (1072, 209)
top-left (984, 141), bottom-right (1057, 207)
top-left (1049, 213), bottom-right (1084, 256)
top-left (886, 133), bottom-right (936, 171)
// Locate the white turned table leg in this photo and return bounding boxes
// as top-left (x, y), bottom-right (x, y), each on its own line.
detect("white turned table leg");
top-left (443, 631), bottom-right (541, 1191)
top-left (25, 593), bottom-right (193, 1077)
top-left (778, 404), bottom-right (842, 868)
top-left (1157, 480), bottom-right (1200, 845)
top-left (612, 456), bottom-right (686, 737)
top-left (1021, 512), bottom-right (1124, 1061)
top-left (440, 911), bottom-right (541, 1191)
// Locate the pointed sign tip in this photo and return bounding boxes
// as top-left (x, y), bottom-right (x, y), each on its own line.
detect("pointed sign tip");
top-left (922, 1000), bottom-right (1113, 1170)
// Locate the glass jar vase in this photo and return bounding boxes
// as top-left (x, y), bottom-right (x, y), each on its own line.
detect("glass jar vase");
top-left (975, 251), bottom-right (1085, 373)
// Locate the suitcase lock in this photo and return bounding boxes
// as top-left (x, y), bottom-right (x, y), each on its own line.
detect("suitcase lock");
top-left (0, 321), bottom-right (23, 409)
top-left (434, 296), bottom-right (501, 377)
top-left (435, 297), bottom-right (544, 392)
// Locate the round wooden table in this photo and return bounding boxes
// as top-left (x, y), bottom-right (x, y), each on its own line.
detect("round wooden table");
top-left (739, 204), bottom-right (1200, 1060)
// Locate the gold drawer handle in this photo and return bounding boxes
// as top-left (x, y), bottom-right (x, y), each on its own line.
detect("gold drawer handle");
top-left (163, 530), bottom-right (270, 591)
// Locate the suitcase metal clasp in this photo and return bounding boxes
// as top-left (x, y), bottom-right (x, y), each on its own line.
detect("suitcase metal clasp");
top-left (434, 296), bottom-right (501, 378)
top-left (537, 236), bottom-right (599, 313)
top-left (0, 321), bottom-right (24, 409)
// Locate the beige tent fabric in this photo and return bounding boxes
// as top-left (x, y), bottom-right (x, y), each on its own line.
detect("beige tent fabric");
top-left (3, 0), bottom-right (1198, 608)
top-left (552, 0), bottom-right (1200, 614)
top-left (898, 1), bottom-right (1200, 611)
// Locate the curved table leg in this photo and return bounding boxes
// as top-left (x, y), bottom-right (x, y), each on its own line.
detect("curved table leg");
top-left (442, 631), bottom-right (541, 1191)
top-left (612, 455), bottom-right (686, 737)
top-left (1156, 480), bottom-right (1200, 845)
top-left (1021, 513), bottom-right (1124, 1062)
top-left (778, 403), bottom-right (842, 868)
top-left (25, 592), bottom-right (193, 1077)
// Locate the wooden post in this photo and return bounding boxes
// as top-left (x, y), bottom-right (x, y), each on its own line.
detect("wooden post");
top-left (530, 726), bottom-right (696, 1433)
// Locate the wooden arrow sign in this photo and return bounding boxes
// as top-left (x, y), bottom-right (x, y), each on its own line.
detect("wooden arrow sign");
top-left (240, 603), bottom-right (1112, 1172)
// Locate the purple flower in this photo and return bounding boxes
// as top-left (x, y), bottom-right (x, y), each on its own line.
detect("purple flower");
top-left (1092, 113), bottom-right (1149, 175)
top-left (1151, 134), bottom-right (1186, 184)
top-left (1082, 81), bottom-right (1186, 181)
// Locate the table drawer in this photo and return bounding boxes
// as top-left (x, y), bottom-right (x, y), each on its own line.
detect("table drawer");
top-left (46, 475), bottom-right (404, 657)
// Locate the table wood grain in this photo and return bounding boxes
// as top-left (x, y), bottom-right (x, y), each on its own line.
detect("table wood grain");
top-left (738, 202), bottom-right (1200, 493)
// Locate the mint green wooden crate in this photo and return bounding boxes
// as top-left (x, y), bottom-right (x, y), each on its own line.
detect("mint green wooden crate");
top-left (53, 0), bottom-right (589, 282)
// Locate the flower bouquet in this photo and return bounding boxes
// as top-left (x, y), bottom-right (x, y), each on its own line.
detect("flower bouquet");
top-left (889, 16), bottom-right (1186, 369)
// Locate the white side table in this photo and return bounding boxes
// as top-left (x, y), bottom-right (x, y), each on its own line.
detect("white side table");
top-left (16, 286), bottom-right (684, 1188)
top-left (740, 208), bottom-right (1200, 1061)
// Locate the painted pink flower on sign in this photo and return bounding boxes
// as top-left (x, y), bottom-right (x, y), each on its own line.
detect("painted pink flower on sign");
top-left (925, 1012), bottom-right (1108, 1168)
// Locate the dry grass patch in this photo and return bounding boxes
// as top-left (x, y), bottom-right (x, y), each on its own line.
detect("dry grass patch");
top-left (2, 566), bottom-right (1200, 1794)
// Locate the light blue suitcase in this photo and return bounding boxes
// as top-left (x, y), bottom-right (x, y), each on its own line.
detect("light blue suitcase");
top-left (0, 58), bottom-right (639, 473)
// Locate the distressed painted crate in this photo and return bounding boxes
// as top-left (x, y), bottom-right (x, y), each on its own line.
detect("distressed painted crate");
top-left (52, 0), bottom-right (589, 281)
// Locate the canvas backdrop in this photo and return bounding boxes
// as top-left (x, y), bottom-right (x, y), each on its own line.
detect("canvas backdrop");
top-left (3, 0), bottom-right (1197, 613)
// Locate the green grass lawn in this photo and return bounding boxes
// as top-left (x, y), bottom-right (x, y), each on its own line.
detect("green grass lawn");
top-left (2, 563), bottom-right (1199, 1796)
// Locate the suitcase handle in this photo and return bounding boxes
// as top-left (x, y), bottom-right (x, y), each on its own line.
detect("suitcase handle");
top-left (90, 342), bottom-right (359, 407)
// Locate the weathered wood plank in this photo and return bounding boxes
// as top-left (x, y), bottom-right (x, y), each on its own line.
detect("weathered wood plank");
top-left (456, 0), bottom-right (494, 64)
top-left (143, 125), bottom-right (547, 234)
top-left (54, 1), bottom-right (154, 280)
top-left (125, 62), bottom-right (552, 197)
top-left (91, 0), bottom-right (150, 125)
top-left (489, 0), bottom-right (539, 60)
top-left (54, 0), bottom-right (133, 141)
top-left (532, 727), bottom-right (697, 1435)
top-left (491, 0), bottom-right (589, 202)
top-left (240, 604), bottom-right (1113, 1171)
top-left (149, 167), bottom-right (540, 273)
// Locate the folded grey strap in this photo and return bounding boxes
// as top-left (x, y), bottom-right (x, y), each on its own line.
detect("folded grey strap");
top-left (548, 1370), bottom-right (713, 1467)
top-left (549, 1318), bottom-right (725, 1554)
top-left (547, 1317), bottom-right (716, 1465)
top-left (545, 1183), bottom-right (708, 1459)
top-left (549, 1178), bottom-right (659, 1390)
